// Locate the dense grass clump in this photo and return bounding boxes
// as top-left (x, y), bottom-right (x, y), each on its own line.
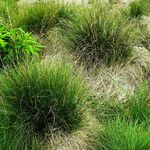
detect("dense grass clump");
top-left (0, 57), bottom-right (87, 149)
top-left (129, 0), bottom-right (144, 18)
top-left (64, 7), bottom-right (141, 66)
top-left (0, 1), bottom-right (150, 149)
top-left (94, 119), bottom-right (150, 150)
top-left (14, 2), bottom-right (75, 33)
top-left (129, 0), bottom-right (150, 18)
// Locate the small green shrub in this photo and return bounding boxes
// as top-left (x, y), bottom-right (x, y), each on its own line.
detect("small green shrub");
top-left (64, 7), bottom-right (141, 66)
top-left (14, 2), bottom-right (75, 33)
top-left (0, 22), bottom-right (41, 66)
top-left (94, 119), bottom-right (150, 150)
top-left (0, 57), bottom-right (87, 149)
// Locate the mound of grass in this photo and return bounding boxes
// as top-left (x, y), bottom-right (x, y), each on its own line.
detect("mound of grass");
top-left (129, 0), bottom-right (150, 18)
top-left (94, 119), bottom-right (150, 150)
top-left (129, 0), bottom-right (144, 18)
top-left (13, 2), bottom-right (75, 33)
top-left (0, 57), bottom-right (88, 149)
top-left (64, 7), bottom-right (141, 66)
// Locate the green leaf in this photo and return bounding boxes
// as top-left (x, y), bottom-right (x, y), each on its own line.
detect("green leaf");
top-left (0, 39), bottom-right (7, 48)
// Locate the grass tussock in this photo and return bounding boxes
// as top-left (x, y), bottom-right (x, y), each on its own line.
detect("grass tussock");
top-left (13, 2), bottom-right (75, 34)
top-left (127, 82), bottom-right (150, 124)
top-left (64, 6), bottom-right (141, 66)
top-left (0, 56), bottom-right (89, 149)
top-left (129, 0), bottom-right (150, 18)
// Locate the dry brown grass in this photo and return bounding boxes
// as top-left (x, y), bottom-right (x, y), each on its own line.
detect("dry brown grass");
top-left (86, 46), bottom-right (150, 101)
top-left (45, 113), bottom-right (98, 150)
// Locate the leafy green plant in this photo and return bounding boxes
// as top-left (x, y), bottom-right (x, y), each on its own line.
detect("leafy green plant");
top-left (0, 57), bottom-right (88, 149)
top-left (94, 119), bottom-right (150, 150)
top-left (0, 22), bottom-right (41, 66)
top-left (64, 7), bottom-right (141, 66)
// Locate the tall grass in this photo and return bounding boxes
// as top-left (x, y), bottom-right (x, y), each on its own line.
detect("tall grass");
top-left (0, 57), bottom-right (88, 149)
top-left (129, 0), bottom-right (150, 18)
top-left (127, 82), bottom-right (150, 125)
top-left (0, 1), bottom-right (17, 26)
top-left (0, 1), bottom-right (150, 149)
top-left (64, 6), bottom-right (141, 66)
top-left (94, 119), bottom-right (150, 150)
top-left (13, 2), bottom-right (75, 34)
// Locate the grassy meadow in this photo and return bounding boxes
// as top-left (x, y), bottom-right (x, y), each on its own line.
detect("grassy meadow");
top-left (0, 0), bottom-right (150, 149)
